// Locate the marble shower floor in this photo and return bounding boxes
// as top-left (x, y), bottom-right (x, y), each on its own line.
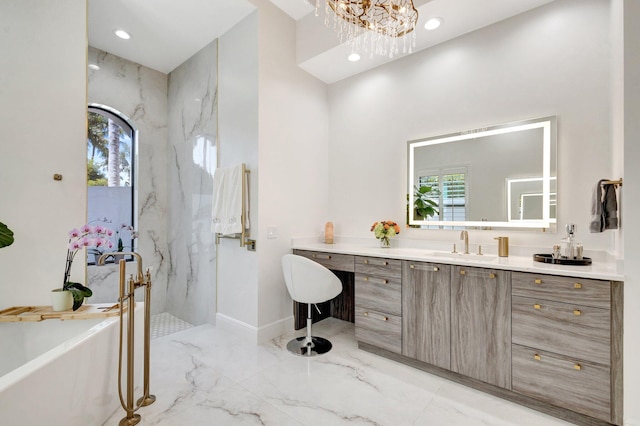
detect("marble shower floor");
top-left (103, 318), bottom-right (574, 426)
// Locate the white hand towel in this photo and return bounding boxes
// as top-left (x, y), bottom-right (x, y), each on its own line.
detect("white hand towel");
top-left (211, 165), bottom-right (244, 236)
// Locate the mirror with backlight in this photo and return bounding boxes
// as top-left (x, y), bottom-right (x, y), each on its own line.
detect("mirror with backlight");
top-left (408, 116), bottom-right (557, 230)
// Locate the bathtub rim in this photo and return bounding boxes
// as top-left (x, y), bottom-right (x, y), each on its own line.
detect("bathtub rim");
top-left (0, 303), bottom-right (142, 393)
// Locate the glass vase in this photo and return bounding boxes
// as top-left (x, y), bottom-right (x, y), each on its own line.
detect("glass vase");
top-left (380, 237), bottom-right (391, 248)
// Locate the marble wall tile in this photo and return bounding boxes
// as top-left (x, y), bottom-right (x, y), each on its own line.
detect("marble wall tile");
top-left (86, 46), bottom-right (169, 314)
top-left (166, 40), bottom-right (218, 325)
top-left (86, 42), bottom-right (219, 325)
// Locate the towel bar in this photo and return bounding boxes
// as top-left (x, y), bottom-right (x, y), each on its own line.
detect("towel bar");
top-left (603, 178), bottom-right (622, 186)
top-left (214, 163), bottom-right (253, 249)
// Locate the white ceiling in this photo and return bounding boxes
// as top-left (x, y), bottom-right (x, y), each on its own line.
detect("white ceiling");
top-left (88, 0), bottom-right (255, 74)
top-left (88, 0), bottom-right (555, 81)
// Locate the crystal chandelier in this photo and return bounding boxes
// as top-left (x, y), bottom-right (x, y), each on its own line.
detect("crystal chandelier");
top-left (316, 0), bottom-right (419, 58)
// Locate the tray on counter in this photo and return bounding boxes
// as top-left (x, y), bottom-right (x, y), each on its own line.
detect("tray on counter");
top-left (533, 253), bottom-right (592, 266)
top-left (0, 303), bottom-right (126, 322)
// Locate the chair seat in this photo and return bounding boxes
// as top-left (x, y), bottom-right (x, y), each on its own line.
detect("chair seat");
top-left (281, 254), bottom-right (342, 304)
top-left (281, 254), bottom-right (343, 357)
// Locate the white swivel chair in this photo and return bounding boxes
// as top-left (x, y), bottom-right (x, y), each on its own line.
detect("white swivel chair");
top-left (281, 254), bottom-right (343, 356)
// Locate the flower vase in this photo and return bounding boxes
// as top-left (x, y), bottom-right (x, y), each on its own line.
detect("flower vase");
top-left (51, 289), bottom-right (73, 311)
top-left (380, 237), bottom-right (391, 248)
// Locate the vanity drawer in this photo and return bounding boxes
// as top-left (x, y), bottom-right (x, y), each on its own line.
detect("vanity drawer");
top-left (512, 296), bottom-right (610, 365)
top-left (512, 272), bottom-right (611, 309)
top-left (355, 256), bottom-right (402, 280)
top-left (512, 344), bottom-right (611, 422)
top-left (355, 306), bottom-right (401, 354)
top-left (293, 250), bottom-right (354, 272)
top-left (355, 274), bottom-right (401, 316)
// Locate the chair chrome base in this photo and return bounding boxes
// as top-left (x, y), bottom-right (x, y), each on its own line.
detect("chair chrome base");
top-left (286, 336), bottom-right (333, 356)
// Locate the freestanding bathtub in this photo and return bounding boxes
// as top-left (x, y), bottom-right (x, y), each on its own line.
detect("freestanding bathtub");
top-left (0, 303), bottom-right (143, 426)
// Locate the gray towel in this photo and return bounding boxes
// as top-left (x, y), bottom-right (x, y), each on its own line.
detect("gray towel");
top-left (603, 183), bottom-right (619, 229)
top-left (590, 180), bottom-right (618, 232)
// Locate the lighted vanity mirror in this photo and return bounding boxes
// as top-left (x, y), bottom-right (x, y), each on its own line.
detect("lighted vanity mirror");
top-left (408, 116), bottom-right (557, 230)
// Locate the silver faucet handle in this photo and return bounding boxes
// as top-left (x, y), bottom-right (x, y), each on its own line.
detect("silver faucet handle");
top-left (477, 245), bottom-right (483, 255)
top-left (451, 243), bottom-right (457, 253)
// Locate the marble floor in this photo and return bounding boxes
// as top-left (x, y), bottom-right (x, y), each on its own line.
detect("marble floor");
top-left (103, 318), bottom-right (574, 426)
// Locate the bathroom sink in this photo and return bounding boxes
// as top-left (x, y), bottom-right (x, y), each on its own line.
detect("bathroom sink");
top-left (427, 251), bottom-right (497, 262)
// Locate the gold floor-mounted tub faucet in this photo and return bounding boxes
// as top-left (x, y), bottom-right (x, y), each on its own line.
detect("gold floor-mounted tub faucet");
top-left (98, 252), bottom-right (155, 426)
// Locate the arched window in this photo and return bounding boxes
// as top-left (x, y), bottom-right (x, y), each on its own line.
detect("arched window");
top-left (87, 105), bottom-right (136, 264)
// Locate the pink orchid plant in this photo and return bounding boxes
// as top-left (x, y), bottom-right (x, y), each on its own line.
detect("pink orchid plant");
top-left (63, 223), bottom-right (114, 310)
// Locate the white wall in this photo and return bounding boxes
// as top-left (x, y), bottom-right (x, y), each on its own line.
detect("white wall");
top-left (621, 0), bottom-right (640, 424)
top-left (328, 0), bottom-right (616, 254)
top-left (255, 1), bottom-right (330, 336)
top-left (217, 11), bottom-right (261, 330)
top-left (217, 2), bottom-right (329, 341)
top-left (0, 1), bottom-right (87, 306)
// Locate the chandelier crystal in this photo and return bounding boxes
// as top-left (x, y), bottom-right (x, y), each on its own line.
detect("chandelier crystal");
top-left (316, 0), bottom-right (419, 58)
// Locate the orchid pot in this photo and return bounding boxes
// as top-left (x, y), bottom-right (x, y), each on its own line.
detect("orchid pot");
top-left (51, 288), bottom-right (73, 312)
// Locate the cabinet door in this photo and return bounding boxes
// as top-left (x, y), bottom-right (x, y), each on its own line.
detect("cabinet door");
top-left (402, 261), bottom-right (451, 369)
top-left (451, 266), bottom-right (511, 389)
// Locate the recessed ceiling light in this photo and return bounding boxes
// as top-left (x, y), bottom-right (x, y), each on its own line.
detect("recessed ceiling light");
top-left (424, 17), bottom-right (443, 31)
top-left (348, 53), bottom-right (361, 62)
top-left (114, 29), bottom-right (131, 40)
top-left (88, 64), bottom-right (100, 70)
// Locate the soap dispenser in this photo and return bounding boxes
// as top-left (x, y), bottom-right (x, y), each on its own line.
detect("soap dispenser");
top-left (562, 224), bottom-right (576, 259)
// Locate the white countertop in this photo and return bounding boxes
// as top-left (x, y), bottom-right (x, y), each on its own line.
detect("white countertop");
top-left (292, 241), bottom-right (624, 281)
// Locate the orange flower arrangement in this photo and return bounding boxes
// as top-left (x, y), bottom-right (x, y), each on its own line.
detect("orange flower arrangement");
top-left (371, 220), bottom-right (400, 247)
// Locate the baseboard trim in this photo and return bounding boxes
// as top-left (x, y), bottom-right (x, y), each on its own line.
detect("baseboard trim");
top-left (215, 313), bottom-right (294, 344)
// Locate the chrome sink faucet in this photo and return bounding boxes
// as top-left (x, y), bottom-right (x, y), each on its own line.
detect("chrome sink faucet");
top-left (460, 230), bottom-right (469, 254)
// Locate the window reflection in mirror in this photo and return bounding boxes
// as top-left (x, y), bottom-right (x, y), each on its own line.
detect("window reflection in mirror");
top-left (408, 116), bottom-right (556, 230)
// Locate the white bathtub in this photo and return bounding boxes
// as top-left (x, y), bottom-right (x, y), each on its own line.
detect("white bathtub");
top-left (0, 303), bottom-right (143, 426)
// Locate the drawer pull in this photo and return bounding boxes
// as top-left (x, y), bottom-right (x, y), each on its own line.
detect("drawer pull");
top-left (574, 363), bottom-right (582, 371)
top-left (363, 277), bottom-right (389, 284)
top-left (364, 260), bottom-right (369, 264)
top-left (312, 254), bottom-right (331, 260)
top-left (433, 266), bottom-right (439, 272)
top-left (460, 270), bottom-right (466, 275)
top-left (410, 264), bottom-right (415, 269)
top-left (534, 304), bottom-right (542, 310)
top-left (573, 309), bottom-right (581, 316)
top-left (363, 311), bottom-right (388, 321)
top-left (383, 261), bottom-right (388, 266)
top-left (574, 283), bottom-right (582, 289)
top-left (534, 279), bottom-right (542, 284)
top-left (534, 354), bottom-right (541, 361)
top-left (489, 273), bottom-right (496, 279)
